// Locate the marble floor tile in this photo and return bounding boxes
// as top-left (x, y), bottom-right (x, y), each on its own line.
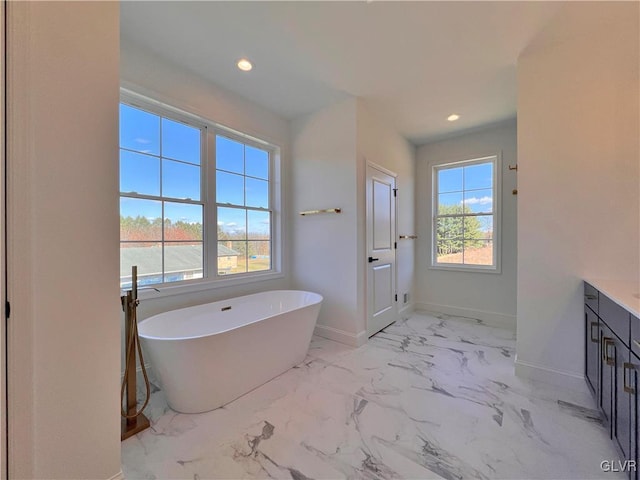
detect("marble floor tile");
top-left (122, 311), bottom-right (624, 480)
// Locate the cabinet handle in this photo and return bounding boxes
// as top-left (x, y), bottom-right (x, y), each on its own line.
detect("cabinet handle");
top-left (585, 294), bottom-right (597, 300)
top-left (590, 322), bottom-right (598, 343)
top-left (602, 337), bottom-right (615, 366)
top-left (624, 362), bottom-right (637, 394)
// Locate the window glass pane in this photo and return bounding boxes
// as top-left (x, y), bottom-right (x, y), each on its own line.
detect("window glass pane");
top-left (120, 198), bottom-right (162, 241)
top-left (245, 178), bottom-right (269, 209)
top-left (247, 210), bottom-right (270, 239)
top-left (436, 238), bottom-right (463, 264)
top-left (217, 207), bottom-right (246, 240)
top-left (164, 202), bottom-right (203, 241)
top-left (248, 241), bottom-right (270, 272)
top-left (464, 162), bottom-right (493, 190)
top-left (120, 150), bottom-right (160, 196)
top-left (476, 215), bottom-right (494, 238)
top-left (164, 242), bottom-right (203, 282)
top-left (120, 104), bottom-right (160, 155)
top-left (216, 136), bottom-right (244, 174)
top-left (218, 241), bottom-right (247, 274)
top-left (216, 171), bottom-right (244, 205)
top-left (463, 189), bottom-right (493, 213)
top-left (162, 160), bottom-right (201, 201)
top-left (120, 242), bottom-right (162, 288)
top-left (463, 216), bottom-right (486, 241)
top-left (438, 167), bottom-right (462, 193)
top-left (245, 146), bottom-right (269, 180)
top-left (436, 217), bottom-right (462, 240)
top-left (161, 118), bottom-right (201, 165)
top-left (463, 239), bottom-right (493, 266)
top-left (438, 192), bottom-right (462, 214)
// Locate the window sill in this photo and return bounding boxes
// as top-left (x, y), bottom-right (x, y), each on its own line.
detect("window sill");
top-left (429, 264), bottom-right (501, 274)
top-left (130, 270), bottom-right (285, 301)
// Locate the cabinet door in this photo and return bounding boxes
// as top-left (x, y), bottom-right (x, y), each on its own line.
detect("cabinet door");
top-left (630, 354), bottom-right (639, 480)
top-left (601, 322), bottom-right (615, 435)
top-left (614, 337), bottom-right (631, 462)
top-left (586, 306), bottom-right (599, 396)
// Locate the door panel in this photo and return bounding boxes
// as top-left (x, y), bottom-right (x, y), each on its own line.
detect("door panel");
top-left (632, 357), bottom-right (639, 480)
top-left (373, 179), bottom-right (392, 251)
top-left (373, 264), bottom-right (393, 315)
top-left (601, 322), bottom-right (614, 435)
top-left (366, 164), bottom-right (396, 337)
top-left (614, 338), bottom-right (631, 461)
top-left (585, 307), bottom-right (599, 395)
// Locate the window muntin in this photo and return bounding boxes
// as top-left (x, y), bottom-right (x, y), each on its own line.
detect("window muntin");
top-left (432, 156), bottom-right (498, 270)
top-left (119, 98), bottom-right (277, 288)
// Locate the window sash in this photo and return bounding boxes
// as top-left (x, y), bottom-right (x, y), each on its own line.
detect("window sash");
top-left (432, 156), bottom-right (499, 270)
top-left (119, 93), bottom-right (279, 287)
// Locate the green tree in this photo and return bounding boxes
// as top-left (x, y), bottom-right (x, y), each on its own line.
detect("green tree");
top-left (436, 204), bottom-right (484, 255)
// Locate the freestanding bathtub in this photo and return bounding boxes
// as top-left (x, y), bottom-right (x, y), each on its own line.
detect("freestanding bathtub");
top-left (138, 290), bottom-right (322, 413)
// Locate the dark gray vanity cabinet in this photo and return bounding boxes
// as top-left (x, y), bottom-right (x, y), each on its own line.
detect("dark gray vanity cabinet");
top-left (585, 282), bottom-right (637, 478)
top-left (629, 352), bottom-right (639, 480)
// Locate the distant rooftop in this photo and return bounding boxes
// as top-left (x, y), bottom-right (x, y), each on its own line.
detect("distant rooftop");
top-left (120, 243), bottom-right (239, 278)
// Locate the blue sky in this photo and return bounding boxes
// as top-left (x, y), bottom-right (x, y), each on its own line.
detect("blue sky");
top-left (438, 162), bottom-right (493, 214)
top-left (120, 104), bottom-right (270, 234)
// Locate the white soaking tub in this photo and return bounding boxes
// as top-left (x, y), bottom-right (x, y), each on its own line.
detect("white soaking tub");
top-left (138, 290), bottom-right (322, 413)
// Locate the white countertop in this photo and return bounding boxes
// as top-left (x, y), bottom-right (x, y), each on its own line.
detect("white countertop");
top-left (585, 278), bottom-right (640, 319)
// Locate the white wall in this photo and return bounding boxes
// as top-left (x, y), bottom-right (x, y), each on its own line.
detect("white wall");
top-left (290, 98), bottom-right (362, 345)
top-left (415, 121), bottom-right (518, 328)
top-left (120, 41), bottom-right (293, 335)
top-left (8, 2), bottom-right (121, 478)
top-left (290, 98), bottom-right (416, 345)
top-left (517, 5), bottom-right (639, 388)
top-left (357, 100), bottom-right (416, 318)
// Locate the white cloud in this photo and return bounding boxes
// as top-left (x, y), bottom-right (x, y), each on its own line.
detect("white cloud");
top-left (135, 137), bottom-right (151, 145)
top-left (463, 196), bottom-right (492, 205)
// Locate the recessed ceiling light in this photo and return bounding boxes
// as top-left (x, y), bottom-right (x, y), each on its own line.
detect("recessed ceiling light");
top-left (447, 114), bottom-right (460, 122)
top-left (237, 58), bottom-right (253, 72)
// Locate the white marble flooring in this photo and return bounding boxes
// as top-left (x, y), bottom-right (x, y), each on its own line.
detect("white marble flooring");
top-left (122, 312), bottom-right (622, 479)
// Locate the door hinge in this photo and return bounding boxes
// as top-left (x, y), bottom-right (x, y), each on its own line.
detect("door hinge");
top-left (393, 188), bottom-right (397, 197)
top-left (5, 300), bottom-right (10, 318)
top-left (394, 242), bottom-right (397, 249)
top-left (395, 294), bottom-right (398, 302)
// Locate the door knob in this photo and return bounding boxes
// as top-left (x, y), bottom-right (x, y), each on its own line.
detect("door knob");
top-left (368, 257), bottom-right (379, 263)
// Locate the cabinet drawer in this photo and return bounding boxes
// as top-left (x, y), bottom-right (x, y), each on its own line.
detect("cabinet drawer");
top-left (631, 315), bottom-right (640, 358)
top-left (584, 283), bottom-right (599, 314)
top-left (601, 294), bottom-right (631, 347)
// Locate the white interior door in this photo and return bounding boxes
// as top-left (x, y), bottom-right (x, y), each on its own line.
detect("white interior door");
top-left (366, 163), bottom-right (397, 337)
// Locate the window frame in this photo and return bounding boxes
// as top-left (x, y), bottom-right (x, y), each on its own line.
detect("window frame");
top-left (430, 154), bottom-right (501, 273)
top-left (120, 90), bottom-right (283, 297)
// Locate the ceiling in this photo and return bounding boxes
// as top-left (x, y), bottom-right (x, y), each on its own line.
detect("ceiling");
top-left (121, 2), bottom-right (567, 144)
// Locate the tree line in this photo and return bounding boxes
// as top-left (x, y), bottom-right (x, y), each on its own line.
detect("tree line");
top-left (120, 216), bottom-right (270, 257)
top-left (436, 205), bottom-right (489, 255)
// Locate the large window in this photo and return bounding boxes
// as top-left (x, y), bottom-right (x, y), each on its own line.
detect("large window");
top-left (119, 96), bottom-right (277, 288)
top-left (432, 155), bottom-right (499, 271)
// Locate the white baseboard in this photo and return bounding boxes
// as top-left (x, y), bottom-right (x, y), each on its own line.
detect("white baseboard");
top-left (515, 356), bottom-right (588, 392)
top-left (108, 471), bottom-right (125, 480)
top-left (314, 324), bottom-right (368, 347)
top-left (414, 302), bottom-right (516, 330)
